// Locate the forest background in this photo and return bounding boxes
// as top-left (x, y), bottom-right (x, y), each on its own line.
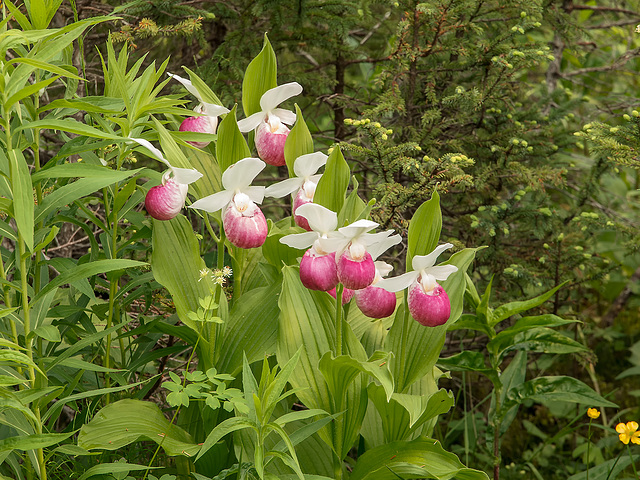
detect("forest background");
top-left (2, 0), bottom-right (640, 479)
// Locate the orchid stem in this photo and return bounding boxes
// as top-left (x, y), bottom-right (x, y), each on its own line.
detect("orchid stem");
top-left (335, 284), bottom-right (344, 357)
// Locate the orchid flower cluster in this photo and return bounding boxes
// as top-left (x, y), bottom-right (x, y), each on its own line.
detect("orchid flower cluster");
top-left (135, 71), bottom-right (459, 327)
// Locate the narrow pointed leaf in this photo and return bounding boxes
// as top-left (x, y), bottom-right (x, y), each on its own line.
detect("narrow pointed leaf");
top-left (0, 432), bottom-right (73, 452)
top-left (197, 417), bottom-right (257, 461)
top-left (217, 105), bottom-right (251, 172)
top-left (314, 147), bottom-right (349, 217)
top-left (407, 191), bottom-right (441, 271)
top-left (8, 149), bottom-right (34, 251)
top-left (242, 33), bottom-right (277, 117)
top-left (284, 105), bottom-right (314, 176)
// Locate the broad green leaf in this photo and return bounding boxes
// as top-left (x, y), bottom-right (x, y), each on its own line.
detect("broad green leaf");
top-left (32, 259), bottom-right (145, 304)
top-left (217, 283), bottom-right (280, 375)
top-left (34, 169), bottom-right (140, 223)
top-left (14, 119), bottom-right (121, 140)
top-left (196, 417), bottom-right (257, 461)
top-left (567, 454), bottom-right (640, 480)
top-left (242, 33), bottom-right (277, 118)
top-left (0, 432), bottom-right (73, 453)
top-left (284, 105), bottom-right (314, 176)
top-left (491, 281), bottom-right (569, 326)
top-left (350, 437), bottom-right (489, 480)
top-left (498, 351), bottom-right (527, 434)
top-left (491, 327), bottom-right (589, 360)
top-left (184, 148), bottom-right (223, 199)
top-left (78, 462), bottom-right (157, 480)
top-left (216, 104), bottom-right (251, 173)
top-left (314, 147), bottom-right (349, 217)
top-left (407, 191), bottom-right (441, 271)
top-left (31, 325), bottom-right (60, 343)
top-left (32, 163), bottom-right (136, 182)
top-left (262, 221), bottom-right (304, 268)
top-left (78, 399), bottom-right (200, 457)
top-left (8, 149), bottom-right (34, 251)
top-left (503, 376), bottom-right (617, 411)
top-left (319, 351), bottom-right (394, 402)
top-left (337, 177), bottom-right (368, 227)
top-left (438, 351), bottom-right (499, 386)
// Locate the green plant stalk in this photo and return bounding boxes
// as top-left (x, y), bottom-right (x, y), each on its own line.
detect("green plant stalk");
top-left (335, 283), bottom-right (344, 357)
top-left (493, 383), bottom-right (503, 480)
top-left (333, 283), bottom-right (344, 480)
top-left (17, 235), bottom-right (47, 480)
top-left (2, 119), bottom-right (17, 343)
top-left (399, 289), bottom-right (410, 391)
top-left (586, 418), bottom-right (592, 480)
top-left (627, 444), bottom-right (638, 479)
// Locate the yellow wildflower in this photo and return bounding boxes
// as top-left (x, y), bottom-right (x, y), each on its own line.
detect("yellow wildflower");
top-left (587, 408), bottom-right (600, 419)
top-left (616, 421), bottom-right (640, 445)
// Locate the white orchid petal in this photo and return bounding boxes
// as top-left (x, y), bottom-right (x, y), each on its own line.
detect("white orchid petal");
top-left (375, 261), bottom-right (394, 278)
top-left (296, 203), bottom-right (338, 233)
top-left (367, 233), bottom-right (402, 260)
top-left (265, 178), bottom-right (303, 198)
top-left (271, 108), bottom-right (296, 125)
top-left (338, 219), bottom-right (379, 240)
top-left (412, 243), bottom-right (454, 271)
top-left (425, 264), bottom-right (459, 281)
top-left (221, 158), bottom-right (266, 190)
top-left (130, 137), bottom-right (171, 169)
top-left (237, 112), bottom-right (266, 132)
top-left (168, 73), bottom-right (202, 102)
top-left (189, 190), bottom-right (234, 213)
top-left (202, 102), bottom-right (230, 118)
top-left (171, 167), bottom-right (203, 185)
top-left (244, 185), bottom-right (266, 205)
top-left (279, 231), bottom-right (319, 250)
top-left (316, 236), bottom-right (348, 255)
top-left (293, 152), bottom-right (328, 178)
top-left (376, 272), bottom-right (420, 293)
top-left (260, 82), bottom-right (303, 112)
top-left (309, 174), bottom-right (323, 184)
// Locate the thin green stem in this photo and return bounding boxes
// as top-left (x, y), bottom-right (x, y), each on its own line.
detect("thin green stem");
top-left (627, 444), bottom-right (638, 479)
top-left (586, 419), bottom-right (592, 480)
top-left (335, 284), bottom-right (344, 357)
top-left (398, 289), bottom-right (410, 391)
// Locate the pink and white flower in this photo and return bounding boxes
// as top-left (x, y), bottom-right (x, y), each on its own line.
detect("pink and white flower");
top-left (376, 243), bottom-right (458, 327)
top-left (189, 158), bottom-right (268, 249)
top-left (264, 152), bottom-right (327, 230)
top-left (169, 73), bottom-right (229, 148)
top-left (280, 203), bottom-right (340, 291)
top-left (131, 138), bottom-right (203, 221)
top-left (237, 83), bottom-right (303, 166)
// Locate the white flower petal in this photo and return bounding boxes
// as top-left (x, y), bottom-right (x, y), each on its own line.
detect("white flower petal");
top-left (171, 167), bottom-right (203, 185)
top-left (237, 111), bottom-right (265, 132)
top-left (130, 137), bottom-right (171, 169)
top-left (376, 272), bottom-right (420, 293)
top-left (265, 178), bottom-right (303, 198)
top-left (271, 108), bottom-right (296, 125)
top-left (367, 232), bottom-right (402, 260)
top-left (189, 190), bottom-right (234, 213)
top-left (221, 157), bottom-right (266, 189)
top-left (412, 243), bottom-right (454, 271)
top-left (316, 236), bottom-right (348, 254)
top-left (202, 102), bottom-right (230, 118)
top-left (244, 185), bottom-right (266, 205)
top-left (375, 261), bottom-right (394, 278)
top-left (259, 82), bottom-right (303, 112)
top-left (168, 73), bottom-right (202, 102)
top-left (293, 152), bottom-right (328, 178)
top-left (425, 264), bottom-right (459, 281)
top-left (338, 219), bottom-right (379, 240)
top-left (309, 174), bottom-right (322, 184)
top-left (279, 231), bottom-right (318, 249)
top-left (296, 203), bottom-right (337, 234)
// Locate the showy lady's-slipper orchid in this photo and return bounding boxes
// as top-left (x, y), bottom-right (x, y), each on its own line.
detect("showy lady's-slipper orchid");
top-left (354, 234), bottom-right (402, 318)
top-left (376, 243), bottom-right (458, 327)
top-left (280, 203), bottom-right (340, 291)
top-left (322, 220), bottom-right (398, 291)
top-left (264, 152), bottom-right (328, 230)
top-left (131, 138), bottom-right (203, 221)
top-left (190, 158), bottom-right (268, 249)
top-left (169, 73), bottom-right (230, 148)
top-left (237, 82), bottom-right (303, 166)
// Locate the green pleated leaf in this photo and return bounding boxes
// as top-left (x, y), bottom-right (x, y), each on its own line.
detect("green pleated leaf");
top-left (78, 462), bottom-right (157, 480)
top-left (262, 221), bottom-right (304, 268)
top-left (314, 147), bottom-right (349, 217)
top-left (407, 191), bottom-right (441, 271)
top-left (186, 148), bottom-right (223, 200)
top-left (284, 105), bottom-right (314, 176)
top-left (8, 149), bottom-right (34, 251)
top-left (490, 327), bottom-right (589, 361)
top-left (217, 104), bottom-right (251, 173)
top-left (0, 432), bottom-right (73, 453)
top-left (350, 437), bottom-right (489, 480)
top-left (216, 282), bottom-right (280, 376)
top-left (490, 281), bottom-right (569, 326)
top-left (78, 399), bottom-right (200, 457)
top-left (337, 177), bottom-right (370, 227)
top-left (386, 248), bottom-right (477, 393)
top-left (35, 168), bottom-right (140, 224)
top-left (32, 259), bottom-right (146, 305)
top-left (14, 119), bottom-right (121, 140)
top-left (242, 33), bottom-right (277, 118)
top-left (503, 376), bottom-right (617, 411)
